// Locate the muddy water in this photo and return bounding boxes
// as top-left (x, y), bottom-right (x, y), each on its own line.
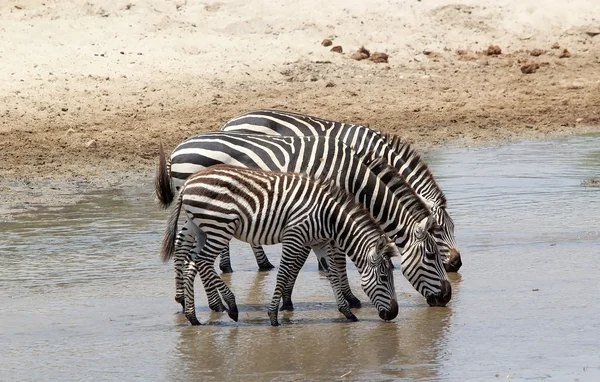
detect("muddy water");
top-left (1, 134), bottom-right (599, 381)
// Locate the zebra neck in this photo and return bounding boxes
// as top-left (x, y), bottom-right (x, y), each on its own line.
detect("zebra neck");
top-left (323, 202), bottom-right (378, 263)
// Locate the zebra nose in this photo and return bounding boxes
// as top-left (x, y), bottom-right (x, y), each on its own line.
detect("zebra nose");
top-left (426, 280), bottom-right (452, 307)
top-left (444, 249), bottom-right (462, 273)
top-left (378, 299), bottom-right (399, 321)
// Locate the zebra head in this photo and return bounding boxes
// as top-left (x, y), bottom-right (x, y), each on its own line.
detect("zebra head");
top-left (400, 215), bottom-right (452, 307)
top-left (431, 203), bottom-right (462, 273)
top-left (361, 234), bottom-right (400, 321)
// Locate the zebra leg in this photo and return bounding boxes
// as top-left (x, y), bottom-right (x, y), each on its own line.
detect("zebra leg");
top-left (200, 239), bottom-right (239, 322)
top-left (334, 254), bottom-right (362, 309)
top-left (326, 252), bottom-right (358, 322)
top-left (251, 244), bottom-right (275, 271)
top-left (183, 258), bottom-right (201, 325)
top-left (268, 243), bottom-right (311, 326)
top-left (218, 244), bottom-right (234, 274)
top-left (174, 221), bottom-right (198, 311)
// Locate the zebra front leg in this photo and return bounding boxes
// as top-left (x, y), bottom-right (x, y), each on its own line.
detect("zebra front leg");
top-left (326, 252), bottom-right (358, 322)
top-left (268, 244), bottom-right (311, 326)
top-left (183, 258), bottom-right (201, 325)
top-left (334, 254), bottom-right (362, 309)
top-left (251, 244), bottom-right (275, 271)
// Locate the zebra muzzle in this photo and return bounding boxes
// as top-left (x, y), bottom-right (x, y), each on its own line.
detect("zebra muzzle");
top-left (378, 298), bottom-right (399, 321)
top-left (426, 280), bottom-right (452, 307)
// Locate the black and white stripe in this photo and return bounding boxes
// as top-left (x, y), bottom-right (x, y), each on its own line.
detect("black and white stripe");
top-left (155, 133), bottom-right (451, 313)
top-left (160, 164), bottom-right (400, 326)
top-left (221, 109), bottom-right (462, 272)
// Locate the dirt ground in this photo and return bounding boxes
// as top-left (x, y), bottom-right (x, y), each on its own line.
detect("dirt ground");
top-left (1, 0), bottom-right (600, 211)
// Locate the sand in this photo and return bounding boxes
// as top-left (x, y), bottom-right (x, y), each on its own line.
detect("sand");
top-left (1, 0), bottom-right (600, 210)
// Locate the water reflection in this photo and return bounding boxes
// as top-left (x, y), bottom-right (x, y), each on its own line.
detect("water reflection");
top-left (169, 270), bottom-right (454, 381)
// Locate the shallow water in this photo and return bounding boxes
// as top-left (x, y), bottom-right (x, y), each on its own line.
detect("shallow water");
top-left (1, 134), bottom-right (599, 381)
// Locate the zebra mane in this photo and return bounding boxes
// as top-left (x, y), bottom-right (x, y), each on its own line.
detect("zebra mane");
top-left (363, 154), bottom-right (432, 223)
top-left (379, 133), bottom-right (447, 207)
top-left (312, 175), bottom-right (384, 235)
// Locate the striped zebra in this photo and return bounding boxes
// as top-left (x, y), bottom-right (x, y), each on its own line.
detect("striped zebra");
top-left (160, 164), bottom-right (401, 326)
top-left (221, 109), bottom-right (462, 272)
top-left (155, 133), bottom-right (451, 313)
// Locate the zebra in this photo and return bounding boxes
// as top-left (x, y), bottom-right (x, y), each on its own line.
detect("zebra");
top-left (160, 164), bottom-right (401, 326)
top-left (155, 133), bottom-right (451, 313)
top-left (221, 109), bottom-right (462, 272)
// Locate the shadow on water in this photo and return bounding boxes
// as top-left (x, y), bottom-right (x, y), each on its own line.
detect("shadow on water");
top-left (1, 134), bottom-right (600, 381)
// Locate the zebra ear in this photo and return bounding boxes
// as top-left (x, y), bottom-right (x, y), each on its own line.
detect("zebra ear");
top-left (376, 234), bottom-right (388, 253)
top-left (416, 215), bottom-right (436, 238)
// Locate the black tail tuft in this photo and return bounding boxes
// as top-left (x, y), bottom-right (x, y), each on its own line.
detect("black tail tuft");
top-left (160, 193), bottom-right (182, 263)
top-left (155, 142), bottom-right (175, 209)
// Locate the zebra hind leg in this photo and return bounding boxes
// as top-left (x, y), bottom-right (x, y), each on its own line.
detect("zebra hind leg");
top-left (268, 243), bottom-right (311, 326)
top-left (251, 244), bottom-right (275, 271)
top-left (183, 258), bottom-right (201, 325)
top-left (201, 240), bottom-right (239, 322)
top-left (219, 245), bottom-right (234, 273)
top-left (174, 223), bottom-right (196, 312)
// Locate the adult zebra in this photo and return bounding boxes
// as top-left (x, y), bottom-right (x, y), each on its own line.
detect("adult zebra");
top-left (161, 164), bottom-right (401, 326)
top-left (221, 109), bottom-right (462, 272)
top-left (155, 133), bottom-right (451, 313)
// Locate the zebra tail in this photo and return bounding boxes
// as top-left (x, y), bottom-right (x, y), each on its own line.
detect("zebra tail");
top-left (160, 192), bottom-right (182, 263)
top-left (155, 142), bottom-right (175, 209)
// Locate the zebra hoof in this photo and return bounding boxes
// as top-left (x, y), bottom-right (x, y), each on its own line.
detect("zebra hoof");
top-left (227, 306), bottom-right (239, 322)
top-left (258, 263), bottom-right (275, 271)
top-left (280, 300), bottom-right (294, 311)
top-left (346, 297), bottom-right (362, 309)
top-left (186, 314), bottom-right (202, 326)
top-left (267, 311), bottom-right (279, 326)
top-left (209, 302), bottom-right (226, 313)
top-left (339, 308), bottom-right (358, 322)
top-left (219, 266), bottom-right (233, 274)
top-left (175, 296), bottom-right (185, 312)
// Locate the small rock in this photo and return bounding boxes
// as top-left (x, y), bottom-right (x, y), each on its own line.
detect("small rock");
top-left (576, 117), bottom-right (583, 123)
top-left (585, 29), bottom-right (600, 37)
top-left (520, 63), bottom-right (540, 74)
top-left (370, 52), bottom-right (389, 63)
top-left (551, 42), bottom-right (560, 49)
top-left (325, 82), bottom-right (335, 88)
top-left (61, 107), bottom-right (68, 112)
top-left (530, 49), bottom-right (545, 57)
top-left (485, 45), bottom-right (502, 56)
top-left (559, 49), bottom-right (571, 58)
top-left (350, 46), bottom-right (370, 60)
top-left (330, 45), bottom-right (343, 53)
top-left (85, 139), bottom-right (97, 149)
top-left (66, 128), bottom-right (75, 134)
top-left (532, 288), bottom-right (539, 292)
top-left (321, 39), bottom-right (333, 47)
top-left (14, 5), bottom-right (23, 9)
top-left (423, 49), bottom-right (434, 56)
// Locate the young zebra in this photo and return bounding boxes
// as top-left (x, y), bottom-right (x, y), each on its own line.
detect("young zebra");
top-left (221, 109), bottom-right (462, 272)
top-left (160, 164), bottom-right (400, 326)
top-left (155, 133), bottom-right (451, 313)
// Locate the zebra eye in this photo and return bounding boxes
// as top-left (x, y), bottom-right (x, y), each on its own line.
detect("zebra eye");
top-left (380, 274), bottom-right (389, 282)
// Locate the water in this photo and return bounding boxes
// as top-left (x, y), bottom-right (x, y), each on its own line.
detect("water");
top-left (1, 134), bottom-right (599, 381)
